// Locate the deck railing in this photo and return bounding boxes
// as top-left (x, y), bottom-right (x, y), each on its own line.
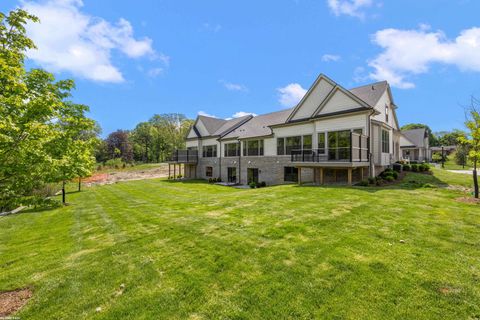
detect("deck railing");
top-left (167, 149), bottom-right (198, 163)
top-left (291, 132), bottom-right (369, 163)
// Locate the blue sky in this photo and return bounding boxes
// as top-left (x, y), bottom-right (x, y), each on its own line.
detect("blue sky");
top-left (2, 0), bottom-right (480, 135)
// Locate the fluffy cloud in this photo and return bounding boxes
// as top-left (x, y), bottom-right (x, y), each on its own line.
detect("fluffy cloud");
top-left (321, 54), bottom-right (341, 62)
top-left (22, 0), bottom-right (165, 83)
top-left (368, 26), bottom-right (480, 89)
top-left (278, 83), bottom-right (307, 107)
top-left (327, 0), bottom-right (373, 19)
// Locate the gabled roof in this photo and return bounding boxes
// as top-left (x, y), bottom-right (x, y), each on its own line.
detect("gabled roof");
top-left (349, 81), bottom-right (389, 108)
top-left (400, 128), bottom-right (428, 148)
top-left (190, 115), bottom-right (253, 139)
top-left (222, 108), bottom-right (293, 140)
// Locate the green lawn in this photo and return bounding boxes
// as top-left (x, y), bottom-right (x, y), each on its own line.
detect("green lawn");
top-left (1, 170), bottom-right (479, 319)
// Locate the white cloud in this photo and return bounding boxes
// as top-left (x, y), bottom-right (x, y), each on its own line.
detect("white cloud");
top-left (198, 111), bottom-right (218, 118)
top-left (278, 83), bottom-right (307, 107)
top-left (327, 0), bottom-right (373, 19)
top-left (368, 26), bottom-right (480, 89)
top-left (231, 111), bottom-right (257, 118)
top-left (22, 0), bottom-right (166, 83)
top-left (321, 54), bottom-right (341, 62)
top-left (220, 80), bottom-right (248, 92)
top-left (202, 23), bottom-right (222, 33)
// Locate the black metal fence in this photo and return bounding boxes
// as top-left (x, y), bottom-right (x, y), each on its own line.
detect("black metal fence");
top-left (168, 150), bottom-right (198, 163)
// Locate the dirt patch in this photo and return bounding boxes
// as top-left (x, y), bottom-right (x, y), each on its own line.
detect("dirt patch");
top-left (84, 166), bottom-right (169, 186)
top-left (439, 287), bottom-right (461, 295)
top-left (455, 196), bottom-right (480, 204)
top-left (0, 288), bottom-right (32, 316)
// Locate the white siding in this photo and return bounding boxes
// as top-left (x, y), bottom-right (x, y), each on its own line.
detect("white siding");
top-left (314, 113), bottom-right (368, 133)
top-left (318, 89), bottom-right (361, 115)
top-left (290, 79), bottom-right (334, 121)
top-left (372, 91), bottom-right (398, 130)
top-left (186, 140), bottom-right (199, 148)
top-left (272, 122), bottom-right (316, 137)
top-left (263, 137), bottom-right (276, 156)
top-left (187, 127), bottom-right (197, 139)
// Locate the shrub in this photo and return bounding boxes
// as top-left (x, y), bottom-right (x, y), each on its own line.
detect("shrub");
top-left (122, 163), bottom-right (126, 169)
top-left (375, 179), bottom-right (382, 186)
top-left (411, 164), bottom-right (419, 172)
top-left (357, 180), bottom-right (369, 186)
top-left (217, 177), bottom-right (222, 183)
top-left (392, 171), bottom-right (399, 179)
top-left (259, 181), bottom-right (267, 188)
top-left (368, 177), bottom-right (375, 185)
top-left (385, 176), bottom-right (395, 182)
top-left (208, 178), bottom-right (213, 183)
top-left (420, 163), bottom-right (430, 172)
top-left (249, 182), bottom-right (257, 189)
top-left (177, 174), bottom-right (182, 179)
top-left (96, 165), bottom-right (103, 171)
top-left (403, 164), bottom-right (411, 171)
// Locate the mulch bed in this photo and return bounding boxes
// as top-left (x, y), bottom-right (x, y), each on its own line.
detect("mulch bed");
top-left (0, 288), bottom-right (32, 317)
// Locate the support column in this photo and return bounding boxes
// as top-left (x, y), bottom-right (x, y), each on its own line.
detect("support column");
top-left (348, 168), bottom-right (352, 185)
top-left (360, 167), bottom-right (364, 180)
top-left (320, 168), bottom-right (324, 185)
top-left (174, 164), bottom-right (176, 179)
top-left (168, 163), bottom-right (171, 179)
top-left (298, 167), bottom-right (302, 185)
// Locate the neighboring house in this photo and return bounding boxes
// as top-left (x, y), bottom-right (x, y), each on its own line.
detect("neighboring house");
top-left (400, 128), bottom-right (430, 162)
top-left (169, 74), bottom-right (401, 185)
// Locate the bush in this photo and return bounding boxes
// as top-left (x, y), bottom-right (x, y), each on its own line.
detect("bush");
top-left (217, 177), bottom-right (222, 183)
top-left (392, 171), bottom-right (399, 179)
top-left (385, 176), bottom-right (395, 182)
top-left (208, 178), bottom-right (213, 183)
top-left (249, 181), bottom-right (257, 189)
top-left (177, 174), bottom-right (182, 179)
top-left (105, 158), bottom-right (124, 169)
top-left (368, 177), bottom-right (375, 185)
top-left (375, 179), bottom-right (382, 186)
top-left (96, 165), bottom-right (103, 171)
top-left (259, 181), bottom-right (267, 188)
top-left (122, 163), bottom-right (126, 169)
top-left (357, 180), bottom-right (369, 186)
top-left (420, 163), bottom-right (430, 172)
top-left (411, 164), bottom-right (419, 172)
top-left (403, 164), bottom-right (411, 171)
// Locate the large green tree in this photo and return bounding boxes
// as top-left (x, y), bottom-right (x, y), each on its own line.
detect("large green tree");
top-left (0, 9), bottom-right (96, 210)
top-left (460, 97), bottom-right (480, 198)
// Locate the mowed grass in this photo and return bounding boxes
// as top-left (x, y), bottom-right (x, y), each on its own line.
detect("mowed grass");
top-left (1, 170), bottom-right (480, 319)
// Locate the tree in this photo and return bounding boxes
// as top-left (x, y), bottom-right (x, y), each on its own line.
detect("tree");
top-left (459, 97), bottom-right (480, 198)
top-left (149, 113), bottom-right (193, 161)
top-left (131, 122), bottom-right (154, 162)
top-left (0, 9), bottom-right (96, 210)
top-left (455, 142), bottom-right (470, 168)
top-left (105, 130), bottom-right (133, 163)
top-left (437, 129), bottom-right (467, 146)
top-left (401, 123), bottom-right (439, 146)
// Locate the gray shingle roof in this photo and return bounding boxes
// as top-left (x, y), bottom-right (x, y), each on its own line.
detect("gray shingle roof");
top-left (212, 115), bottom-right (252, 136)
top-left (349, 81), bottom-right (388, 108)
top-left (222, 108), bottom-right (294, 140)
top-left (400, 128), bottom-right (428, 148)
top-left (197, 116), bottom-right (227, 135)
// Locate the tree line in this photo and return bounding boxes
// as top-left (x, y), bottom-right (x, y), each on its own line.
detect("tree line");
top-left (94, 114), bottom-right (193, 165)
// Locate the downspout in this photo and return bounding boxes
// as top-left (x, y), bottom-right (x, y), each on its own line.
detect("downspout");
top-left (238, 139), bottom-right (241, 185)
top-left (218, 138), bottom-right (222, 180)
top-left (368, 109), bottom-right (375, 177)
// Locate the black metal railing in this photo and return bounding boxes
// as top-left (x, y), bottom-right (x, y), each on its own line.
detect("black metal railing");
top-left (291, 132), bottom-right (369, 163)
top-left (168, 149), bottom-right (198, 163)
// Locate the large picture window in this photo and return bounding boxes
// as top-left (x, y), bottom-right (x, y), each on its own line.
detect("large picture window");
top-left (328, 130), bottom-right (350, 161)
top-left (277, 138), bottom-right (285, 155)
top-left (303, 135), bottom-right (312, 150)
top-left (224, 142), bottom-right (240, 157)
top-left (382, 130), bottom-right (390, 153)
top-left (202, 145), bottom-right (217, 157)
top-left (277, 135), bottom-right (312, 155)
top-left (243, 140), bottom-right (264, 156)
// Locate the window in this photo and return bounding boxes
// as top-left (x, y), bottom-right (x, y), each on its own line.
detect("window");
top-left (318, 132), bottom-right (326, 154)
top-left (284, 167), bottom-right (298, 182)
top-left (353, 128), bottom-right (363, 135)
top-left (202, 145), bottom-right (217, 157)
top-left (224, 142), bottom-right (240, 157)
top-left (385, 105), bottom-right (389, 123)
top-left (277, 138), bottom-right (285, 155)
top-left (382, 130), bottom-right (390, 153)
top-left (206, 166), bottom-right (213, 177)
top-left (244, 140), bottom-right (264, 156)
top-left (328, 130), bottom-right (351, 161)
top-left (303, 135), bottom-right (312, 150)
top-left (285, 136), bottom-right (302, 155)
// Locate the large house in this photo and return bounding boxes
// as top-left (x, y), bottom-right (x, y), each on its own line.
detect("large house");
top-left (400, 128), bottom-right (430, 162)
top-left (169, 74), bottom-right (402, 185)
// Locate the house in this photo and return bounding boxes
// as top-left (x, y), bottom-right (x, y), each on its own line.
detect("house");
top-left (400, 128), bottom-right (430, 162)
top-left (168, 73), bottom-right (401, 185)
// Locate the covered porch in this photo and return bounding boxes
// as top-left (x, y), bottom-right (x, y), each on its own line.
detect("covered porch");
top-left (295, 162), bottom-right (370, 185)
top-left (167, 149), bottom-right (198, 179)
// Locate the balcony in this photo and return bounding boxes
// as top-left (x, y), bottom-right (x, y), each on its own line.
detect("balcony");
top-left (167, 149), bottom-right (198, 163)
top-left (291, 132), bottom-right (369, 163)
